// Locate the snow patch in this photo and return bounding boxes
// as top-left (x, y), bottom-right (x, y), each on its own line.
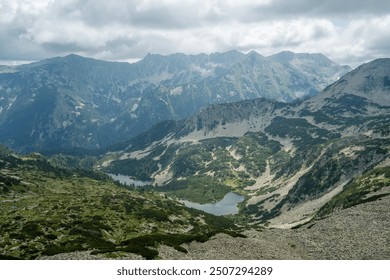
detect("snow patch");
top-left (75, 101), bottom-right (85, 111)
top-left (112, 97), bottom-right (121, 103)
top-left (176, 116), bottom-right (273, 144)
top-left (7, 96), bottom-right (16, 110)
top-left (190, 64), bottom-right (214, 77)
top-left (153, 165), bottom-right (173, 186)
top-left (294, 91), bottom-right (305, 98)
top-left (101, 159), bottom-right (113, 167)
top-left (131, 103), bottom-right (139, 112)
top-left (339, 146), bottom-right (365, 158)
top-left (170, 86), bottom-right (183, 96)
top-left (62, 121), bottom-right (71, 128)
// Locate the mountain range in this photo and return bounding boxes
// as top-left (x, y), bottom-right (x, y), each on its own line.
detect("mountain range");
top-left (101, 58), bottom-right (390, 228)
top-left (0, 52), bottom-right (388, 260)
top-left (0, 50), bottom-right (350, 152)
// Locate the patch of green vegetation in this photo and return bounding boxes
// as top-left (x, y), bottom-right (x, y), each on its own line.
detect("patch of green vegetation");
top-left (48, 154), bottom-right (97, 171)
top-left (278, 139), bottom-right (387, 205)
top-left (299, 109), bottom-right (342, 125)
top-left (316, 166), bottom-right (390, 218)
top-left (265, 116), bottom-right (340, 148)
top-left (243, 136), bottom-right (389, 223)
top-left (152, 133), bottom-right (281, 202)
top-left (105, 157), bottom-right (159, 180)
top-left (269, 150), bottom-right (291, 174)
top-left (161, 176), bottom-right (232, 203)
top-left (234, 132), bottom-right (281, 177)
top-left (170, 143), bottom-right (213, 177)
top-left (243, 195), bottom-right (282, 224)
top-left (0, 150), bottom-right (243, 260)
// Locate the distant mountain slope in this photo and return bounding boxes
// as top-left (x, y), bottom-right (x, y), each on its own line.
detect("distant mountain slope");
top-left (0, 51), bottom-right (350, 152)
top-left (303, 58), bottom-right (390, 110)
top-left (101, 58), bottom-right (389, 228)
top-left (269, 51), bottom-right (350, 90)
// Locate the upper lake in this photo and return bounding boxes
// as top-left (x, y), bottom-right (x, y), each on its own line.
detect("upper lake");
top-left (108, 173), bottom-right (152, 187)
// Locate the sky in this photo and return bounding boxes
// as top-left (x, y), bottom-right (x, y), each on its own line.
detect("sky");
top-left (1, 0), bottom-right (390, 67)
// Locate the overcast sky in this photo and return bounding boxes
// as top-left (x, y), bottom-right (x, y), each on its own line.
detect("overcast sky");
top-left (1, 0), bottom-right (390, 67)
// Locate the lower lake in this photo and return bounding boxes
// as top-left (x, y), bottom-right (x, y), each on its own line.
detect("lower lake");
top-left (180, 192), bottom-right (245, 216)
top-left (108, 174), bottom-right (244, 216)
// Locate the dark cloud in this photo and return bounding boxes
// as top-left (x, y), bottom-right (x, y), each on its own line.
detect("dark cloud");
top-left (54, 0), bottom-right (206, 30)
top-left (0, 25), bottom-right (44, 61)
top-left (41, 42), bottom-right (89, 53)
top-left (130, 6), bottom-right (197, 29)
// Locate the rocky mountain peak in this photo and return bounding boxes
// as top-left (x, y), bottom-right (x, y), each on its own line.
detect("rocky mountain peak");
top-left (0, 50), bottom-right (352, 152)
top-left (306, 58), bottom-right (390, 110)
top-left (270, 51), bottom-right (335, 66)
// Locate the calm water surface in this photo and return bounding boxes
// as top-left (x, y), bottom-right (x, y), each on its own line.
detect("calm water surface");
top-left (181, 192), bottom-right (245, 216)
top-left (108, 174), bottom-right (244, 215)
top-left (108, 173), bottom-right (152, 187)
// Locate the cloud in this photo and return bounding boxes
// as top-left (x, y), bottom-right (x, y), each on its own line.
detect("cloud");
top-left (251, 0), bottom-right (390, 19)
top-left (0, 0), bottom-right (389, 67)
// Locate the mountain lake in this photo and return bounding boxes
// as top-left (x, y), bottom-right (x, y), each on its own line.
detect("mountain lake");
top-left (109, 174), bottom-right (245, 216)
top-left (180, 192), bottom-right (245, 216)
top-left (108, 173), bottom-right (152, 187)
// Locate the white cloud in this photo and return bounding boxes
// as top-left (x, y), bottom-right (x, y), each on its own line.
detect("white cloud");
top-left (0, 0), bottom-right (389, 67)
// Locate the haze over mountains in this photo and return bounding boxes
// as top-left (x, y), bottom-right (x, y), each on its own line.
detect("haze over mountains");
top-left (0, 50), bottom-right (350, 152)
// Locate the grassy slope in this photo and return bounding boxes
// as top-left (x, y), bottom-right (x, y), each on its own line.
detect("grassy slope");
top-left (0, 149), bottom-right (241, 260)
top-left (316, 166), bottom-right (390, 218)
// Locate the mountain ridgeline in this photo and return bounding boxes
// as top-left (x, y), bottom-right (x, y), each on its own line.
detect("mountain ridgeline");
top-left (101, 58), bottom-right (390, 228)
top-left (0, 51), bottom-right (350, 152)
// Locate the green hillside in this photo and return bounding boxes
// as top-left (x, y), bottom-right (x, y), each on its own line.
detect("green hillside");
top-left (0, 147), bottom-right (241, 260)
